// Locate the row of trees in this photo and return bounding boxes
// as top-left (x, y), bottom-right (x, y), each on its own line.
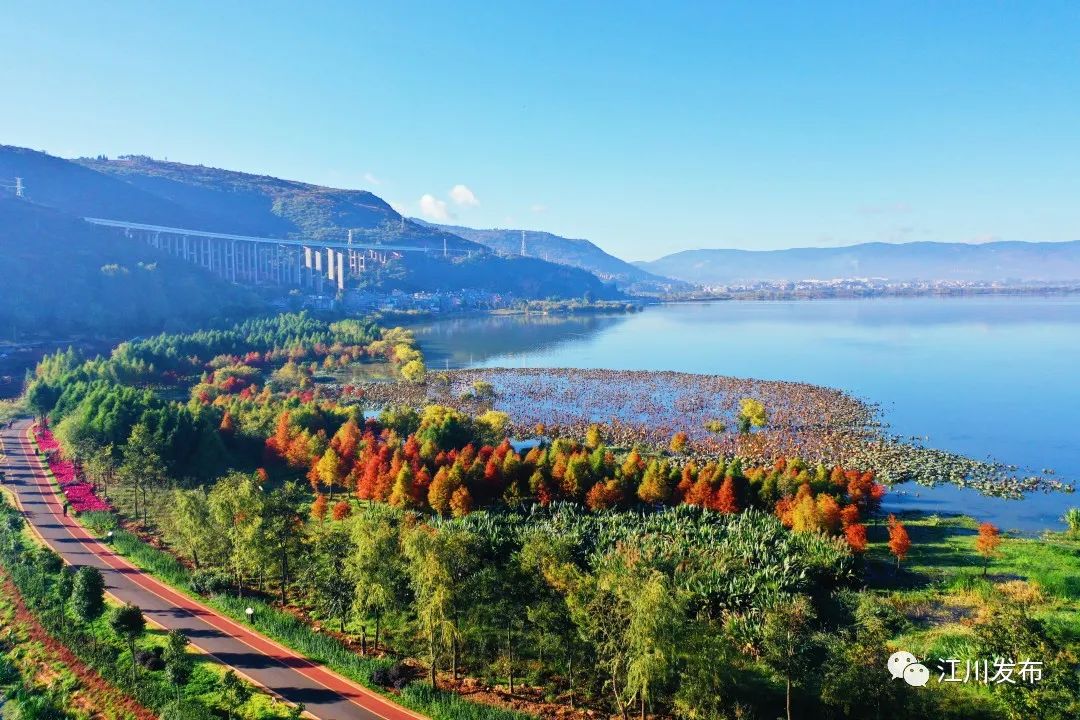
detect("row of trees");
top-left (0, 495), bottom-right (300, 719)
top-left (158, 491), bottom-right (1078, 720)
top-left (164, 495), bottom-right (871, 719)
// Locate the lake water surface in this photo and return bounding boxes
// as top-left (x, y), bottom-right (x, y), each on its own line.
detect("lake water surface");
top-left (407, 296), bottom-right (1080, 532)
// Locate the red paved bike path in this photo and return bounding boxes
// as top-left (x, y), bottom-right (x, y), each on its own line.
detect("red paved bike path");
top-left (1, 419), bottom-right (426, 720)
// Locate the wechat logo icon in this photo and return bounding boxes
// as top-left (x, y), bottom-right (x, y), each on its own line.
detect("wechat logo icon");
top-left (888, 650), bottom-right (930, 687)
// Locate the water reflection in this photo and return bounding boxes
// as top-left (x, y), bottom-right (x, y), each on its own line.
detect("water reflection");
top-left (406, 312), bottom-right (632, 369)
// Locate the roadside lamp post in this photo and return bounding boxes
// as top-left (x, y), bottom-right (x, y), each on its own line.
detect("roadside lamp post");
top-left (106, 530), bottom-right (114, 543)
top-left (245, 607), bottom-right (254, 623)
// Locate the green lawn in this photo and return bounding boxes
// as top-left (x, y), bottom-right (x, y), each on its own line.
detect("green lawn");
top-left (861, 511), bottom-right (1080, 719)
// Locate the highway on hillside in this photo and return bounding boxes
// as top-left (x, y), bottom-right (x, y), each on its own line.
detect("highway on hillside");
top-left (0, 419), bottom-right (425, 720)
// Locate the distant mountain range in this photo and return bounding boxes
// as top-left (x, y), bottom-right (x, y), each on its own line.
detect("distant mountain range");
top-left (419, 221), bottom-right (685, 293)
top-left (636, 241), bottom-right (1080, 286)
top-left (6, 143), bottom-right (1078, 302)
top-left (0, 145), bottom-right (621, 302)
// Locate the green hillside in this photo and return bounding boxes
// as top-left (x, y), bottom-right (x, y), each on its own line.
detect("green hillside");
top-left (0, 197), bottom-right (258, 335)
top-left (75, 154), bottom-right (481, 250)
top-left (424, 220), bottom-right (685, 293)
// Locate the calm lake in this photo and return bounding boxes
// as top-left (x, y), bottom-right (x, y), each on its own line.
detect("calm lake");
top-left (407, 296), bottom-right (1080, 532)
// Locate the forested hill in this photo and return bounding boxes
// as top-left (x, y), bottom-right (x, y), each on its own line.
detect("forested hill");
top-left (637, 240), bottom-right (1080, 285)
top-left (0, 197), bottom-right (258, 335)
top-left (421, 221), bottom-right (685, 293)
top-left (75, 154), bottom-right (480, 252)
top-left (0, 145), bottom-right (622, 300)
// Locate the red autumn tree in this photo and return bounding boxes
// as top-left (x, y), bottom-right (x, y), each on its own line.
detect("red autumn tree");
top-left (844, 523), bottom-right (868, 552)
top-left (816, 494), bottom-right (842, 534)
top-left (887, 515), bottom-right (911, 570)
top-left (311, 493), bottom-right (328, 523)
top-left (974, 522), bottom-right (1002, 575)
top-left (839, 503), bottom-right (860, 528)
top-left (266, 411), bottom-right (292, 458)
top-left (332, 500), bottom-right (352, 521)
top-left (330, 419), bottom-right (361, 463)
top-left (684, 477), bottom-right (713, 508)
top-left (585, 481), bottom-right (619, 511)
top-left (713, 476), bottom-right (740, 514)
top-left (449, 485), bottom-right (474, 518)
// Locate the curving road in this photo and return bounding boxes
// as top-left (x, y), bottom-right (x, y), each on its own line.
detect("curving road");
top-left (0, 419), bottom-right (425, 720)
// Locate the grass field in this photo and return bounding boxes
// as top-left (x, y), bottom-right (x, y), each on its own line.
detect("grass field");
top-left (861, 511), bottom-right (1080, 719)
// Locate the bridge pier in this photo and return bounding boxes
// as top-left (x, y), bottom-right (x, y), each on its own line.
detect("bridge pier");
top-left (85, 217), bottom-right (438, 292)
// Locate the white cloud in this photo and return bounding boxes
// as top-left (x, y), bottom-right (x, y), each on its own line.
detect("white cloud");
top-left (419, 193), bottom-right (450, 220)
top-left (530, 203), bottom-right (548, 214)
top-left (363, 172), bottom-right (383, 186)
top-left (449, 184), bottom-right (479, 207)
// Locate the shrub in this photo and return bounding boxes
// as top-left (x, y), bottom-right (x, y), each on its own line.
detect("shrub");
top-left (190, 568), bottom-right (232, 596)
top-left (136, 647), bottom-right (166, 671)
top-left (371, 662), bottom-right (415, 690)
top-left (159, 700), bottom-right (217, 720)
top-left (1063, 507), bottom-right (1080, 536)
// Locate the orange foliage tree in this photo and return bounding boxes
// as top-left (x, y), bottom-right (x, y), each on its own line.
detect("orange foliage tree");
top-left (331, 499), bottom-right (352, 521)
top-left (887, 514), bottom-right (911, 570)
top-left (310, 493), bottom-right (328, 523)
top-left (844, 523), bottom-right (868, 552)
top-left (974, 522), bottom-right (1002, 575)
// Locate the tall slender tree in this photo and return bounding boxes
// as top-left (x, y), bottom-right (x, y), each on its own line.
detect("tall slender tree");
top-left (110, 604), bottom-right (147, 687)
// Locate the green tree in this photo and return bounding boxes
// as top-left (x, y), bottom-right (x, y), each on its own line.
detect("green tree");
top-left (109, 604), bottom-right (147, 688)
top-left (163, 487), bottom-right (214, 568)
top-left (163, 629), bottom-right (193, 704)
top-left (220, 670), bottom-right (253, 720)
top-left (820, 598), bottom-right (904, 720)
top-left (54, 565), bottom-right (76, 631)
top-left (312, 524), bottom-right (354, 632)
top-left (348, 507), bottom-right (407, 654)
top-left (567, 547), bottom-right (682, 720)
top-left (208, 472), bottom-right (267, 594)
top-left (672, 628), bottom-right (738, 720)
top-left (83, 444), bottom-right (117, 500)
top-left (25, 379), bottom-right (60, 421)
top-left (403, 523), bottom-right (477, 687)
top-left (119, 422), bottom-right (166, 526)
top-left (71, 566), bottom-right (106, 642)
top-left (264, 481), bottom-right (307, 604)
top-left (33, 546), bottom-right (63, 603)
top-left (760, 595), bottom-right (817, 720)
top-left (974, 594), bottom-right (1080, 720)
top-left (625, 570), bottom-right (684, 719)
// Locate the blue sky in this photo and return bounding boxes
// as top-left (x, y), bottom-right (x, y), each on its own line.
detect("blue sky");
top-left (2, 2), bottom-right (1079, 259)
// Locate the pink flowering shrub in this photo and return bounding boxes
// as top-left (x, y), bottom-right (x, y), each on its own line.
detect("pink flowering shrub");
top-left (32, 424), bottom-right (113, 513)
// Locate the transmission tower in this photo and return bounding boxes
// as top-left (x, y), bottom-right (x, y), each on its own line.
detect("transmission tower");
top-left (1, 177), bottom-right (24, 197)
top-left (520, 230), bottom-right (526, 256)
